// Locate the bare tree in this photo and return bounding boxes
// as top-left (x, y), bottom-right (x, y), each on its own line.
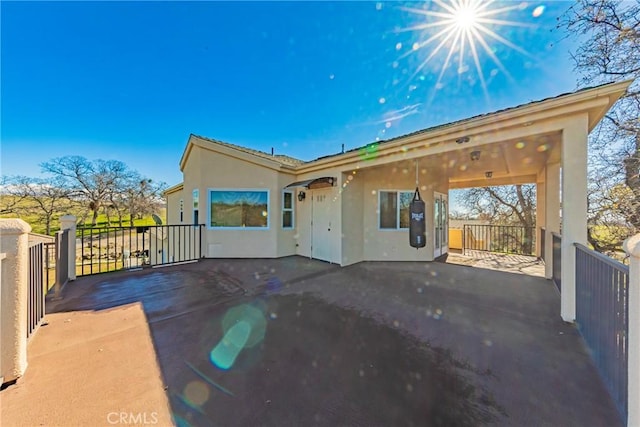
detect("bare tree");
top-left (124, 178), bottom-right (166, 223)
top-left (560, 0), bottom-right (640, 250)
top-left (454, 184), bottom-right (536, 253)
top-left (0, 175), bottom-right (29, 215)
top-left (41, 156), bottom-right (132, 226)
top-left (455, 185), bottom-right (536, 224)
top-left (4, 176), bottom-right (75, 234)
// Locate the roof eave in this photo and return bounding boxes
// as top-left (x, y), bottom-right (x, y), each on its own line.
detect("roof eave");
top-left (294, 79), bottom-right (633, 173)
top-left (183, 135), bottom-right (299, 172)
top-left (163, 183), bottom-right (184, 196)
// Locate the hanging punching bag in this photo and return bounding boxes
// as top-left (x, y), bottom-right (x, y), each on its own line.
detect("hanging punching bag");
top-left (409, 187), bottom-right (426, 248)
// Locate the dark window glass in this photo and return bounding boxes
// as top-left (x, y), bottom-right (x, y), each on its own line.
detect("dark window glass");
top-left (282, 211), bottom-right (293, 228)
top-left (283, 192), bottom-right (293, 209)
top-left (379, 191), bottom-right (397, 229)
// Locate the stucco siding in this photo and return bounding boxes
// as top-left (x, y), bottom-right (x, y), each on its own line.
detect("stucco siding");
top-left (295, 187), bottom-right (312, 258)
top-left (185, 145), bottom-right (285, 258)
top-left (341, 171), bottom-right (364, 266)
top-left (359, 163), bottom-right (447, 262)
top-left (277, 173), bottom-right (299, 257)
top-left (166, 189), bottom-right (184, 225)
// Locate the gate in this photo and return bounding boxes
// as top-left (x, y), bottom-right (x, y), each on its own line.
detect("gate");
top-left (77, 224), bottom-right (204, 276)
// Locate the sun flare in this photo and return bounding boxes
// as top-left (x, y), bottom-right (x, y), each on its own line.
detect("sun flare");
top-left (399, 0), bottom-right (534, 101)
top-left (453, 5), bottom-right (478, 29)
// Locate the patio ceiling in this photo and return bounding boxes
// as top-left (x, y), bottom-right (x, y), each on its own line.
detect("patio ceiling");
top-left (443, 132), bottom-right (561, 188)
top-left (354, 131), bottom-right (561, 189)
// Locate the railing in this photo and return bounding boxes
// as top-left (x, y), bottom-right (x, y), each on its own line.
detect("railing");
top-left (575, 243), bottom-right (629, 423)
top-left (462, 224), bottom-right (535, 255)
top-left (552, 233), bottom-right (561, 292)
top-left (540, 227), bottom-right (546, 261)
top-left (28, 243), bottom-right (45, 338)
top-left (77, 224), bottom-right (204, 276)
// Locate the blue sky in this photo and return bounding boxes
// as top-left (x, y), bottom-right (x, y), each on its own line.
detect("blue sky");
top-left (2, 1), bottom-right (578, 187)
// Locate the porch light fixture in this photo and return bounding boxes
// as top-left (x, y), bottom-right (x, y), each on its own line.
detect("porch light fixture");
top-left (297, 191), bottom-right (306, 202)
top-left (456, 136), bottom-right (470, 144)
top-left (470, 150), bottom-right (481, 161)
top-left (485, 171), bottom-right (493, 179)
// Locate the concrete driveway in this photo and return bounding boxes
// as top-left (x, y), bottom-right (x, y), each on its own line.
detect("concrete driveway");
top-left (43, 257), bottom-right (621, 426)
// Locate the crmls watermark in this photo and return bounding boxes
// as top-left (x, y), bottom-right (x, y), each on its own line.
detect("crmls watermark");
top-left (107, 412), bottom-right (159, 425)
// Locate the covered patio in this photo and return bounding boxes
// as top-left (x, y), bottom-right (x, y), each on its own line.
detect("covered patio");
top-left (3, 257), bottom-right (622, 426)
top-left (318, 80), bottom-right (631, 324)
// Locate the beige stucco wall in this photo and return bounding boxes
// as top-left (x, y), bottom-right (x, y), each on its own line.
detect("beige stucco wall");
top-left (165, 189), bottom-right (184, 225)
top-left (341, 171), bottom-right (364, 266)
top-left (181, 145), bottom-right (298, 259)
top-left (356, 163), bottom-right (448, 262)
top-left (169, 145), bottom-right (454, 265)
top-left (277, 174), bottom-right (299, 257)
top-left (295, 187), bottom-right (312, 258)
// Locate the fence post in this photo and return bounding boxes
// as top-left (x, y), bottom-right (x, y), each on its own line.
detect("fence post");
top-left (60, 215), bottom-right (76, 281)
top-left (623, 233), bottom-right (640, 427)
top-left (0, 219), bottom-right (31, 385)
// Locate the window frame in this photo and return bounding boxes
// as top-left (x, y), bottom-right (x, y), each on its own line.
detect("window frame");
top-left (282, 190), bottom-right (295, 229)
top-left (207, 188), bottom-right (270, 230)
top-left (193, 189), bottom-right (199, 225)
top-left (378, 190), bottom-right (414, 231)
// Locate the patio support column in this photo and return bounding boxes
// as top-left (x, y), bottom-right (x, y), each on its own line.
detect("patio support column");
top-left (560, 114), bottom-right (589, 322)
top-left (544, 163), bottom-right (560, 280)
top-left (536, 168), bottom-right (546, 258)
top-left (0, 219), bottom-right (31, 385)
top-left (624, 233), bottom-right (640, 427)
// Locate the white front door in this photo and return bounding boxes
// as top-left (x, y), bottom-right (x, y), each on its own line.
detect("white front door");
top-left (311, 188), bottom-right (334, 263)
top-left (434, 192), bottom-right (449, 258)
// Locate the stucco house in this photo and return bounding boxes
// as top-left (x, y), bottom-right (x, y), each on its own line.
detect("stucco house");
top-left (165, 80), bottom-right (631, 322)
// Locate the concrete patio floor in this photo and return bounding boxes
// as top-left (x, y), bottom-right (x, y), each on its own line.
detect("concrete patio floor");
top-left (3, 256), bottom-right (622, 426)
top-left (444, 249), bottom-right (546, 277)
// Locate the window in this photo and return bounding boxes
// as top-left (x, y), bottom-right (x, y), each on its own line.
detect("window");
top-left (193, 189), bottom-right (199, 224)
top-left (179, 199), bottom-right (184, 223)
top-left (379, 191), bottom-right (413, 230)
top-left (282, 191), bottom-right (294, 228)
top-left (209, 189), bottom-right (269, 228)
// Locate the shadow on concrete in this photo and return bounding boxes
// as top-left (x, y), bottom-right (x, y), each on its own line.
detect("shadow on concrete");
top-left (45, 256), bottom-right (622, 427)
